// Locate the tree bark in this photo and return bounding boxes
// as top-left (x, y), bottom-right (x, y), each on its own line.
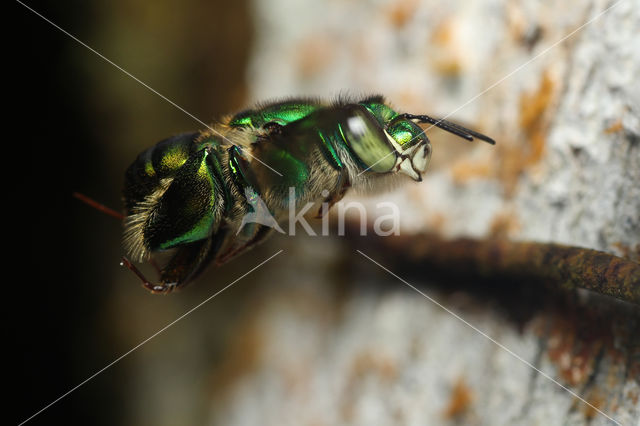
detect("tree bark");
top-left (208, 0), bottom-right (640, 424)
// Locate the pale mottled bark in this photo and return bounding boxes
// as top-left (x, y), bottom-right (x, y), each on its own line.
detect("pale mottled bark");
top-left (208, 0), bottom-right (640, 425)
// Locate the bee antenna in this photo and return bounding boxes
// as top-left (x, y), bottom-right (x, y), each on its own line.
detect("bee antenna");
top-left (402, 114), bottom-right (496, 145)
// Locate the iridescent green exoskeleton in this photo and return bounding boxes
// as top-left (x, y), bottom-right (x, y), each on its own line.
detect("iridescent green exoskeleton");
top-left (122, 95), bottom-right (495, 293)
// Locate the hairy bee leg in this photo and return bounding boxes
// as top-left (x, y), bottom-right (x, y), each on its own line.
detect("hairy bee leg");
top-left (316, 187), bottom-right (348, 218)
top-left (121, 238), bottom-right (215, 294)
top-left (120, 257), bottom-right (177, 294)
top-left (315, 175), bottom-right (351, 219)
top-left (73, 193), bottom-right (173, 291)
top-left (215, 225), bottom-right (274, 266)
top-left (73, 192), bottom-right (125, 220)
top-left (157, 238), bottom-right (215, 291)
top-left (262, 121), bottom-right (284, 135)
top-left (315, 192), bottom-right (344, 218)
top-left (148, 257), bottom-right (163, 276)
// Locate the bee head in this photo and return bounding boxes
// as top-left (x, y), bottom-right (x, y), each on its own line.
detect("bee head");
top-left (340, 97), bottom-right (432, 178)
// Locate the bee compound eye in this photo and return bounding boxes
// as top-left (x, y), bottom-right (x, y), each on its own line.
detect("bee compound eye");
top-left (340, 107), bottom-right (397, 173)
top-left (346, 114), bottom-right (367, 137)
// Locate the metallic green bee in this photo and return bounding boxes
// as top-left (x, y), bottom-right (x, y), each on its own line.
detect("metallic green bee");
top-left (122, 95), bottom-right (495, 293)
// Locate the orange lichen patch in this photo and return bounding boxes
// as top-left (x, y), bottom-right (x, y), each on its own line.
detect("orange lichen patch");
top-left (442, 378), bottom-right (473, 419)
top-left (611, 242), bottom-right (640, 262)
top-left (431, 19), bottom-right (454, 48)
top-left (604, 119), bottom-right (623, 134)
top-left (526, 129), bottom-right (546, 166)
top-left (450, 159), bottom-right (492, 184)
top-left (393, 90), bottom-right (428, 113)
top-left (506, 3), bottom-right (544, 50)
top-left (488, 210), bottom-right (521, 239)
top-left (497, 70), bottom-right (556, 196)
top-left (296, 36), bottom-right (335, 79)
top-left (545, 314), bottom-right (607, 387)
top-left (433, 56), bottom-right (463, 77)
top-left (582, 392), bottom-right (605, 420)
top-left (430, 19), bottom-right (464, 76)
top-left (518, 70), bottom-right (554, 164)
top-left (350, 351), bottom-right (398, 382)
top-left (208, 309), bottom-right (264, 399)
top-left (423, 127), bottom-right (473, 171)
top-left (506, 2), bottom-right (526, 43)
top-left (627, 346), bottom-right (640, 382)
top-left (386, 0), bottom-right (418, 29)
top-left (341, 351), bottom-right (398, 421)
top-left (425, 211), bottom-right (447, 232)
top-left (496, 144), bottom-right (526, 196)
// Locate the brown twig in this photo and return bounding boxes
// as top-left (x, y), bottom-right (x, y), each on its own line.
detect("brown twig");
top-left (349, 231), bottom-right (640, 305)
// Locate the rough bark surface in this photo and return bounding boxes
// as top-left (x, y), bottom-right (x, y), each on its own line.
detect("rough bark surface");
top-left (207, 0), bottom-right (640, 425)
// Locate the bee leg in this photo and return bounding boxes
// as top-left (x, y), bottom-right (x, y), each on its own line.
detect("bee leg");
top-left (120, 257), bottom-right (178, 294)
top-left (261, 121), bottom-right (284, 136)
top-left (316, 187), bottom-right (348, 218)
top-left (122, 238), bottom-right (215, 294)
top-left (316, 175), bottom-right (351, 218)
top-left (215, 224), bottom-right (274, 265)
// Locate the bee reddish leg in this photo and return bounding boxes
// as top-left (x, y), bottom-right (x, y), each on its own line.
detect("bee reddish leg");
top-left (72, 192), bottom-right (124, 220)
top-left (120, 257), bottom-right (177, 294)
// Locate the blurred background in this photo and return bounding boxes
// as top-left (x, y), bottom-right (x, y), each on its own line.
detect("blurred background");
top-left (15, 0), bottom-right (638, 425)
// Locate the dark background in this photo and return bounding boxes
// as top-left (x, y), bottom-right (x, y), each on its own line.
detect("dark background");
top-left (14, 1), bottom-right (252, 424)
top-left (13, 1), bottom-right (639, 424)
